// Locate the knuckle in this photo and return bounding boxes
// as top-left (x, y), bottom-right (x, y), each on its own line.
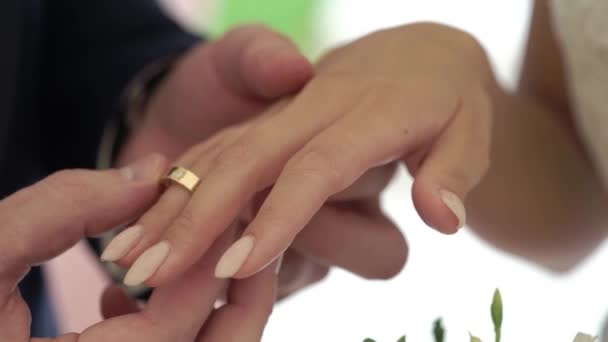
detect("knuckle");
top-left (216, 140), bottom-right (255, 169)
top-left (213, 126), bottom-right (272, 180)
top-left (373, 261), bottom-right (406, 280)
top-left (368, 254), bottom-right (407, 281)
top-left (356, 79), bottom-right (412, 113)
top-left (286, 148), bottom-right (346, 192)
top-left (169, 208), bottom-right (199, 239)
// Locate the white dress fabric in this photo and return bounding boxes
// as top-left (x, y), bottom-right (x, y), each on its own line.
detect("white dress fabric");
top-left (550, 2), bottom-right (608, 339)
top-left (551, 0), bottom-right (608, 186)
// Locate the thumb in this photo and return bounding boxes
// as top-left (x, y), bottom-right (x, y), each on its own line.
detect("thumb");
top-left (0, 154), bottom-right (167, 285)
top-left (128, 25), bottom-right (314, 160)
top-left (210, 24), bottom-right (314, 100)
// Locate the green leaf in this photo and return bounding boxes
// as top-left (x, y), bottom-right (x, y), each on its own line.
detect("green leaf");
top-left (491, 289), bottom-right (503, 328)
top-left (491, 289), bottom-right (503, 342)
top-left (433, 318), bottom-right (445, 342)
top-left (469, 332), bottom-right (483, 342)
top-left (363, 339), bottom-right (376, 342)
top-left (397, 336), bottom-right (406, 342)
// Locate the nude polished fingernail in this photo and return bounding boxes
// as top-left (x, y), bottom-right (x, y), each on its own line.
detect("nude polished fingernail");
top-left (215, 235), bottom-right (256, 279)
top-left (123, 241), bottom-right (171, 286)
top-left (101, 225), bottom-right (144, 262)
top-left (440, 190), bottom-right (466, 230)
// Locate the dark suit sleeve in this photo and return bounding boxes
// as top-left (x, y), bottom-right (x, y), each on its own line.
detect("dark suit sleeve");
top-left (40, 1), bottom-right (201, 171)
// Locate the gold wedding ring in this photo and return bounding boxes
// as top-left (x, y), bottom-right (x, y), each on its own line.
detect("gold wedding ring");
top-left (163, 166), bottom-right (201, 193)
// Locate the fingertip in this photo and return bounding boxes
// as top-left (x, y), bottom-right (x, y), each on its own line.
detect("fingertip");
top-left (119, 153), bottom-right (168, 184)
top-left (377, 230), bottom-right (408, 279)
top-left (412, 179), bottom-right (464, 235)
top-left (270, 50), bottom-right (314, 84)
top-left (214, 235), bottom-right (256, 279)
top-left (247, 48), bottom-right (314, 99)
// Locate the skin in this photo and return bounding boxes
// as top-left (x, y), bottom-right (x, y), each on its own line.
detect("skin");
top-left (0, 155), bottom-right (278, 342)
top-left (116, 0), bottom-right (608, 286)
top-left (5, 1), bottom-right (605, 340)
top-left (6, 3), bottom-right (603, 340)
top-left (1, 24), bottom-right (396, 340)
top-left (118, 24), bottom-right (409, 291)
top-left (113, 22), bottom-right (492, 286)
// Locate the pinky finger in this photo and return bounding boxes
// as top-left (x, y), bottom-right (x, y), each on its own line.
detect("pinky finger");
top-left (410, 95), bottom-right (492, 234)
top-left (197, 260), bottom-right (279, 342)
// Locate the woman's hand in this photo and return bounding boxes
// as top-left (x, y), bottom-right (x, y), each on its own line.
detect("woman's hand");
top-left (0, 154), bottom-right (277, 342)
top-left (115, 23), bottom-right (406, 298)
top-left (106, 22), bottom-right (494, 287)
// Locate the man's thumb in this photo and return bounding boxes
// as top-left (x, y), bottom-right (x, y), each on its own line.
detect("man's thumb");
top-left (0, 153), bottom-right (166, 274)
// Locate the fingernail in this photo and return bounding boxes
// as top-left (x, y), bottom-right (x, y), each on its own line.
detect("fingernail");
top-left (120, 154), bottom-right (163, 181)
top-left (101, 225), bottom-right (144, 262)
top-left (215, 235), bottom-right (256, 279)
top-left (440, 190), bottom-right (466, 230)
top-left (274, 254), bottom-right (284, 275)
top-left (123, 241), bottom-right (171, 286)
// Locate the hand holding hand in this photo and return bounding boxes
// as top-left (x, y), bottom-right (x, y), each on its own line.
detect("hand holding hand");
top-left (108, 23), bottom-right (492, 288)
top-left (0, 155), bottom-right (277, 341)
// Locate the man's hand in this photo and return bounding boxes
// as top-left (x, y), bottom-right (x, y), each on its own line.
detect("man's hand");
top-left (118, 24), bottom-right (314, 163)
top-left (0, 155), bottom-right (278, 341)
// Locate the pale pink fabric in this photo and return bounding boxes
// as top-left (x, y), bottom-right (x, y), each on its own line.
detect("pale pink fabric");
top-left (44, 240), bottom-right (110, 334)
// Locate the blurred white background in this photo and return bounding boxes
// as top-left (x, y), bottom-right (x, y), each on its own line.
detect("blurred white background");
top-left (47, 1), bottom-right (608, 341)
